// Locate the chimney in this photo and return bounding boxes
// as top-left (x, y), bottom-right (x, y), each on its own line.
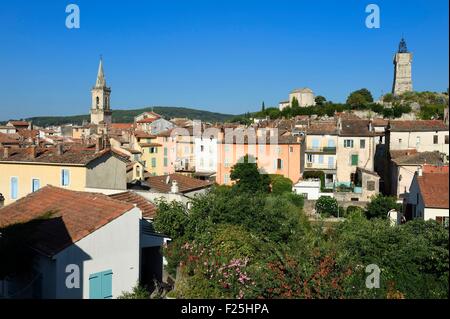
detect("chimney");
top-left (0, 193), bottom-right (4, 208)
top-left (170, 180), bottom-right (179, 194)
top-left (28, 145), bottom-right (37, 159)
top-left (165, 175), bottom-right (171, 185)
top-left (3, 147), bottom-right (9, 159)
top-left (95, 136), bottom-right (104, 153)
top-left (57, 143), bottom-right (64, 156)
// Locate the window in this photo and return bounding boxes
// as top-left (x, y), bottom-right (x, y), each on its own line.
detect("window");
top-left (344, 139), bottom-right (354, 148)
top-left (312, 139), bottom-right (320, 150)
top-left (398, 138), bottom-right (402, 145)
top-left (307, 154), bottom-right (314, 163)
top-left (61, 169), bottom-right (70, 186)
top-left (289, 146), bottom-right (294, 153)
top-left (433, 135), bottom-right (438, 144)
top-left (416, 136), bottom-right (421, 146)
top-left (318, 155), bottom-right (324, 164)
top-left (10, 177), bottom-right (18, 200)
top-left (351, 154), bottom-right (359, 166)
top-left (360, 139), bottom-right (365, 149)
top-left (164, 157), bottom-right (168, 167)
top-left (164, 147), bottom-right (168, 156)
top-left (277, 159), bottom-right (283, 170)
top-left (32, 179), bottom-right (40, 192)
top-left (224, 174), bottom-right (230, 184)
top-left (89, 270), bottom-right (113, 299)
top-left (446, 135), bottom-right (449, 144)
top-left (151, 158), bottom-right (156, 168)
top-left (224, 157), bottom-right (230, 168)
top-left (200, 145), bottom-right (204, 152)
top-left (367, 181), bottom-right (375, 191)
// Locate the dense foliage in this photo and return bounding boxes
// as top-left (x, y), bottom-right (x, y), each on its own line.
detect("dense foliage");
top-left (154, 156), bottom-right (449, 299)
top-left (366, 194), bottom-right (401, 219)
top-left (315, 196), bottom-right (339, 217)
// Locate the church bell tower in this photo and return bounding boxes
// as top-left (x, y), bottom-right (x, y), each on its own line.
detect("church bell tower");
top-left (90, 58), bottom-right (112, 125)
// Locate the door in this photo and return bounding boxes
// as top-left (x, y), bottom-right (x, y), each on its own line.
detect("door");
top-left (89, 270), bottom-right (113, 299)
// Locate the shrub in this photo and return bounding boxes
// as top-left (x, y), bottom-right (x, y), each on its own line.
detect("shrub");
top-left (366, 194), bottom-right (401, 219)
top-left (270, 175), bottom-right (293, 195)
top-left (315, 196), bottom-right (339, 217)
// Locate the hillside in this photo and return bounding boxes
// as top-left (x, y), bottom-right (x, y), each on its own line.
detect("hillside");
top-left (1, 106), bottom-right (235, 127)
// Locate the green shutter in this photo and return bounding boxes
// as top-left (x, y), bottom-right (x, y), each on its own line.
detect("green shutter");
top-left (351, 155), bottom-right (359, 166)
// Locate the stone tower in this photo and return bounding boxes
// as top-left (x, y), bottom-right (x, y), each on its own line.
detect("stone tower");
top-left (90, 58), bottom-right (112, 125)
top-left (392, 38), bottom-right (413, 96)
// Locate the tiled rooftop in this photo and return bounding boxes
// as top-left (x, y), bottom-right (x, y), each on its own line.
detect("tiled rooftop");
top-left (0, 186), bottom-right (134, 256)
top-left (418, 172), bottom-right (449, 209)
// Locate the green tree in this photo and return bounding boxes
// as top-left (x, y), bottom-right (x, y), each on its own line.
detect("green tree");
top-left (230, 155), bottom-right (270, 194)
top-left (261, 101), bottom-right (265, 112)
top-left (153, 200), bottom-right (189, 238)
top-left (315, 196), bottom-right (339, 217)
top-left (382, 107), bottom-right (394, 118)
top-left (383, 93), bottom-right (394, 103)
top-left (291, 96), bottom-right (300, 108)
top-left (315, 95), bottom-right (327, 106)
top-left (270, 174), bottom-right (293, 195)
top-left (365, 194), bottom-right (401, 219)
top-left (347, 88), bottom-right (373, 107)
top-left (346, 93), bottom-right (367, 108)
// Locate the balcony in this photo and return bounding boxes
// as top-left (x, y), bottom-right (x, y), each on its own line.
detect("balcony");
top-left (305, 146), bottom-right (336, 154)
top-left (305, 162), bottom-right (337, 170)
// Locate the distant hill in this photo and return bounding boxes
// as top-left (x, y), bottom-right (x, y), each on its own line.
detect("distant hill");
top-left (1, 106), bottom-right (236, 127)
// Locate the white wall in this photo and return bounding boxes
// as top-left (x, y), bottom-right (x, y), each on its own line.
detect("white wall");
top-left (424, 207), bottom-right (449, 221)
top-left (389, 131), bottom-right (449, 155)
top-left (49, 207), bottom-right (141, 299)
top-left (194, 137), bottom-right (217, 173)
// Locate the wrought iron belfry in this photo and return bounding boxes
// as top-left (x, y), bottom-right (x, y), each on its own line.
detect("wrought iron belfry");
top-left (398, 38), bottom-right (408, 53)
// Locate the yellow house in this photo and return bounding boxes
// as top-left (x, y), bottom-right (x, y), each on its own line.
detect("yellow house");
top-left (132, 131), bottom-right (162, 176)
top-left (0, 145), bottom-right (128, 206)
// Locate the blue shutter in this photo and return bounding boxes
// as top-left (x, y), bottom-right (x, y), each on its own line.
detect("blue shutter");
top-left (89, 273), bottom-right (102, 299)
top-left (102, 270), bottom-right (113, 299)
top-left (32, 179), bottom-right (40, 192)
top-left (89, 270), bottom-right (113, 299)
top-left (328, 157), bottom-right (334, 169)
top-left (312, 139), bottom-right (319, 150)
top-left (11, 177), bottom-right (18, 199)
top-left (62, 169), bottom-right (70, 186)
top-left (319, 155), bottom-right (324, 164)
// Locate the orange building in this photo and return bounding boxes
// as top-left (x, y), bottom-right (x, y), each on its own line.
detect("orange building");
top-left (216, 133), bottom-right (303, 185)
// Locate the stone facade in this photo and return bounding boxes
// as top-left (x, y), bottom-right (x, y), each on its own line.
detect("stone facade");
top-left (392, 38), bottom-right (413, 96)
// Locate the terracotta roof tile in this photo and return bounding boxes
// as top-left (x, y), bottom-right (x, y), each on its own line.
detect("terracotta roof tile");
top-left (0, 186), bottom-right (134, 256)
top-left (145, 173), bottom-right (213, 193)
top-left (389, 120), bottom-right (448, 132)
top-left (392, 151), bottom-right (444, 165)
top-left (0, 146), bottom-right (120, 165)
top-left (418, 173), bottom-right (449, 209)
top-left (109, 191), bottom-right (157, 219)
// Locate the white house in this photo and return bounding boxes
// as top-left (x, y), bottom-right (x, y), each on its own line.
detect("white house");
top-left (0, 186), bottom-right (164, 299)
top-left (404, 170), bottom-right (449, 224)
top-left (194, 135), bottom-right (218, 177)
top-left (387, 120), bottom-right (449, 156)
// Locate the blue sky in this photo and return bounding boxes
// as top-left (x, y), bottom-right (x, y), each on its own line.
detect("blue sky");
top-left (0, 0), bottom-right (448, 120)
